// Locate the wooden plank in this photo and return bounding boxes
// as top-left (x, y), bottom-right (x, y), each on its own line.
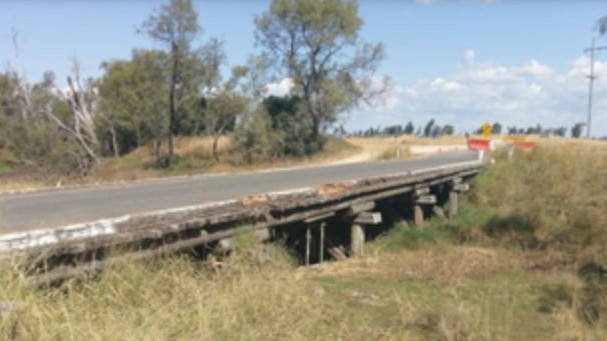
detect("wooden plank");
top-left (415, 187), bottom-right (430, 196)
top-left (453, 183), bottom-right (470, 192)
top-left (303, 212), bottom-right (335, 224)
top-left (353, 212), bottom-right (382, 225)
top-left (415, 195), bottom-right (437, 205)
top-left (347, 202), bottom-right (375, 215)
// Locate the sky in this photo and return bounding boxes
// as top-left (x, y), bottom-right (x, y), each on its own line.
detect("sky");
top-left (1, 0), bottom-right (607, 136)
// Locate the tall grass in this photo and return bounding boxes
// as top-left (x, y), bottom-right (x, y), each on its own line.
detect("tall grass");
top-left (473, 145), bottom-right (607, 258)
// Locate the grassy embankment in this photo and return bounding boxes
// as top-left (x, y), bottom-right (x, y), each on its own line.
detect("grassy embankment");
top-left (1, 142), bottom-right (606, 340)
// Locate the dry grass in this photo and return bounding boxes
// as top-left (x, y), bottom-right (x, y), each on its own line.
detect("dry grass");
top-left (474, 144), bottom-right (607, 260)
top-left (346, 135), bottom-right (467, 161)
top-left (0, 235), bottom-right (599, 340)
top-left (314, 245), bottom-right (523, 286)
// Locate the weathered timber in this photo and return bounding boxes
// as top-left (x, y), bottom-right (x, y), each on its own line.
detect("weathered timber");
top-left (453, 183), bottom-right (470, 192)
top-left (414, 187), bottom-right (430, 196)
top-left (319, 223), bottom-right (325, 263)
top-left (328, 246), bottom-right (347, 261)
top-left (305, 226), bottom-right (311, 266)
top-left (415, 195), bottom-right (437, 205)
top-left (414, 205), bottom-right (424, 227)
top-left (432, 206), bottom-right (447, 220)
top-left (449, 190), bottom-right (459, 218)
top-left (304, 212), bottom-right (335, 224)
top-left (350, 224), bottom-right (365, 256)
top-left (347, 202), bottom-right (376, 216)
top-left (353, 212), bottom-right (382, 225)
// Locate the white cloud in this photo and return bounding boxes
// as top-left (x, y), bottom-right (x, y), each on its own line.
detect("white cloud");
top-left (414, 0), bottom-right (438, 4)
top-left (346, 49), bottom-right (607, 137)
top-left (266, 78), bottom-right (294, 97)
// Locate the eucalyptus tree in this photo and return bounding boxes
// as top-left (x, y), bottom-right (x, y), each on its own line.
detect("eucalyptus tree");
top-left (97, 50), bottom-right (169, 158)
top-left (141, 0), bottom-right (200, 165)
top-left (255, 0), bottom-right (389, 151)
top-left (202, 90), bottom-right (247, 161)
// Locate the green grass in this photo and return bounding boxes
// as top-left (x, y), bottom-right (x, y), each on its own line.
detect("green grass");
top-left (0, 149), bottom-right (17, 175)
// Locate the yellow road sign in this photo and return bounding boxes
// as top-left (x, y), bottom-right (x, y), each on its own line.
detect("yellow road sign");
top-left (482, 123), bottom-right (492, 138)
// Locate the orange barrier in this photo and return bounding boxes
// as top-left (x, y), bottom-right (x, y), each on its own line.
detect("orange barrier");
top-left (513, 141), bottom-right (535, 151)
top-left (467, 138), bottom-right (491, 151)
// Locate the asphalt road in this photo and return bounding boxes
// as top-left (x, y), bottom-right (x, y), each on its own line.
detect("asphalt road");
top-left (0, 151), bottom-right (477, 232)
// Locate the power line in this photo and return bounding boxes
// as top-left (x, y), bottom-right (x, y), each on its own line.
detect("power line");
top-left (583, 38), bottom-right (607, 139)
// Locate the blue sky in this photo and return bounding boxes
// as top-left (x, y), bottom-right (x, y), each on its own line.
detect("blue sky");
top-left (2, 0), bottom-right (607, 136)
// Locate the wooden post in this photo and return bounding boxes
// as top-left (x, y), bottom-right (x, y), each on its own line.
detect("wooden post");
top-left (449, 190), bottom-right (458, 218)
top-left (350, 223), bottom-right (365, 256)
top-left (328, 246), bottom-right (347, 261)
top-left (305, 226), bottom-right (311, 266)
top-left (414, 195), bottom-right (436, 227)
top-left (449, 182), bottom-right (468, 219)
top-left (433, 206), bottom-right (447, 220)
top-left (319, 223), bottom-right (325, 263)
top-left (414, 205), bottom-right (424, 227)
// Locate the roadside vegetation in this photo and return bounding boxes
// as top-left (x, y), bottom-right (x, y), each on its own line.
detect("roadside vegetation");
top-left (0, 0), bottom-right (386, 187)
top-left (0, 144), bottom-right (606, 340)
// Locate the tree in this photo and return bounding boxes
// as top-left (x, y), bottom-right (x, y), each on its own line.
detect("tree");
top-left (404, 121), bottom-right (415, 135)
top-left (431, 125), bottom-right (442, 138)
top-left (234, 105), bottom-right (279, 164)
top-left (423, 119), bottom-right (435, 137)
top-left (491, 122), bottom-right (502, 135)
top-left (262, 95), bottom-right (319, 156)
top-left (255, 0), bottom-right (388, 150)
top-left (141, 0), bottom-right (201, 165)
top-left (97, 50), bottom-right (169, 157)
top-left (441, 125), bottom-right (454, 136)
top-left (202, 91), bottom-right (247, 161)
top-left (571, 122), bottom-right (585, 138)
top-left (553, 127), bottom-right (567, 137)
top-left (383, 124), bottom-right (402, 137)
top-left (526, 124), bottom-right (542, 135)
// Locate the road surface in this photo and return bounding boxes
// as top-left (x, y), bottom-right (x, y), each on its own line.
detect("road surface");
top-left (0, 151), bottom-right (477, 232)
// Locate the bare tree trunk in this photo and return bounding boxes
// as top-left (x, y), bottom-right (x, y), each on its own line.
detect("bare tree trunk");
top-left (212, 135), bottom-right (220, 162)
top-left (110, 125), bottom-right (119, 157)
top-left (167, 43), bottom-right (180, 166)
top-left (155, 137), bottom-right (162, 162)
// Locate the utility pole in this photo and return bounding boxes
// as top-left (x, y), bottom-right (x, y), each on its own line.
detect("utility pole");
top-left (583, 38), bottom-right (607, 139)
